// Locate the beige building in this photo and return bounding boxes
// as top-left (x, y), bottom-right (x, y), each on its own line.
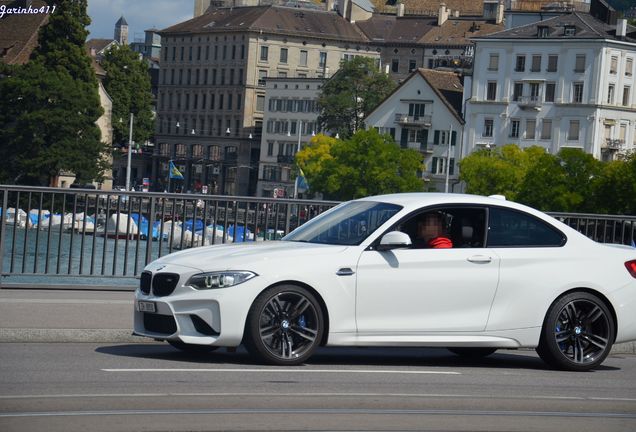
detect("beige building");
top-left (155, 5), bottom-right (378, 195)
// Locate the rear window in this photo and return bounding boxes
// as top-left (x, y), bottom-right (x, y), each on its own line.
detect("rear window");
top-left (487, 207), bottom-right (565, 247)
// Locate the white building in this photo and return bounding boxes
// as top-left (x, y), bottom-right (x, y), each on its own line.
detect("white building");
top-left (464, 12), bottom-right (636, 161)
top-left (365, 68), bottom-right (464, 192)
top-left (257, 77), bottom-right (322, 198)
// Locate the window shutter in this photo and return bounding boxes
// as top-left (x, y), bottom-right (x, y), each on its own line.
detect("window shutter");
top-left (432, 157), bottom-right (438, 173)
top-left (450, 159), bottom-right (455, 175)
top-left (434, 130), bottom-right (440, 144)
top-left (400, 129), bottom-right (408, 148)
top-left (451, 131), bottom-right (457, 146)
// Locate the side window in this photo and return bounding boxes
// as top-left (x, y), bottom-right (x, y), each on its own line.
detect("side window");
top-left (396, 207), bottom-right (487, 249)
top-left (487, 207), bottom-right (565, 247)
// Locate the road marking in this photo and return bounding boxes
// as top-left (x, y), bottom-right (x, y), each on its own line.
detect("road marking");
top-left (0, 298), bottom-right (131, 305)
top-left (1, 408), bottom-right (635, 419)
top-left (101, 368), bottom-right (461, 375)
top-left (1, 392), bottom-right (635, 402)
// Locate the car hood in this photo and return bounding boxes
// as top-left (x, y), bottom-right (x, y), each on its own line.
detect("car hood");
top-left (149, 241), bottom-right (349, 272)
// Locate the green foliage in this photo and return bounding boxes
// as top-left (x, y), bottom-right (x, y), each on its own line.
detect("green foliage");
top-left (458, 144), bottom-right (544, 200)
top-left (296, 129), bottom-right (423, 200)
top-left (318, 57), bottom-right (396, 139)
top-left (100, 45), bottom-right (154, 146)
top-left (461, 144), bottom-right (634, 214)
top-left (0, 0), bottom-right (107, 185)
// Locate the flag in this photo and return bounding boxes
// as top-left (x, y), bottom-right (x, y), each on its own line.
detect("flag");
top-left (295, 167), bottom-right (309, 193)
top-left (169, 161), bottom-right (184, 180)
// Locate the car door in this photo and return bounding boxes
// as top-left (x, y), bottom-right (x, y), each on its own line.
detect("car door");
top-left (355, 207), bottom-right (501, 333)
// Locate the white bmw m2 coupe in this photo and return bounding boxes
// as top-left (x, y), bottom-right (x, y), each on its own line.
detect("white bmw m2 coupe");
top-left (134, 193), bottom-right (636, 371)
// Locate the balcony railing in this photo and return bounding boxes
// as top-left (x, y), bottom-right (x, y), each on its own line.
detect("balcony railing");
top-left (277, 155), bottom-right (295, 164)
top-left (604, 138), bottom-right (624, 150)
top-left (517, 96), bottom-right (543, 110)
top-left (394, 114), bottom-right (432, 127)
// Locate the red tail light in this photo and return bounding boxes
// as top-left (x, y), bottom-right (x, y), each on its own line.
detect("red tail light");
top-left (626, 260), bottom-right (636, 278)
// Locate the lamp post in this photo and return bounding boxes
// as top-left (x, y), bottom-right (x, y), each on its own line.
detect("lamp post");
top-left (444, 123), bottom-right (452, 193)
top-left (293, 120), bottom-right (303, 199)
top-left (125, 113), bottom-right (134, 191)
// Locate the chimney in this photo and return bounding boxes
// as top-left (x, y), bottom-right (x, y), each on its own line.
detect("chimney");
top-left (438, 3), bottom-right (449, 26)
top-left (326, 0), bottom-right (335, 12)
top-left (496, 1), bottom-right (504, 25)
top-left (454, 10), bottom-right (460, 18)
top-left (397, 3), bottom-right (405, 17)
top-left (617, 19), bottom-right (627, 38)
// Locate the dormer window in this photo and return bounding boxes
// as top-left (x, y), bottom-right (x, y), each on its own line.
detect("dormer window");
top-left (538, 26), bottom-right (550, 38)
top-left (564, 26), bottom-right (576, 36)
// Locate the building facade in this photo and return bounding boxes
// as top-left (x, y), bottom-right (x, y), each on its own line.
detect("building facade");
top-left (365, 68), bottom-right (464, 192)
top-left (154, 5), bottom-right (377, 195)
top-left (464, 13), bottom-right (636, 161)
top-left (257, 77), bottom-right (322, 198)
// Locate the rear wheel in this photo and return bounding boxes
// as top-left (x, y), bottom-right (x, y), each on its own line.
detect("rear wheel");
top-left (447, 347), bottom-right (497, 358)
top-left (244, 285), bottom-right (324, 366)
top-left (537, 292), bottom-right (614, 371)
top-left (168, 340), bottom-right (219, 354)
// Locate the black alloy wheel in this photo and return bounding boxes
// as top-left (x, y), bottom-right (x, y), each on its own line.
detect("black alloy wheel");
top-left (537, 292), bottom-right (614, 371)
top-left (245, 285), bottom-right (324, 366)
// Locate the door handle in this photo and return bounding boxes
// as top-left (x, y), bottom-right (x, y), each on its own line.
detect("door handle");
top-left (467, 255), bottom-right (492, 264)
top-left (336, 268), bottom-right (355, 276)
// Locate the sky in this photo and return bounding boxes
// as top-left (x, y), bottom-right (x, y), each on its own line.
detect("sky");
top-left (87, 0), bottom-right (193, 41)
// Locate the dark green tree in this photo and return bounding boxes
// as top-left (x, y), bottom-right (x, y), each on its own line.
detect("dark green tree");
top-left (100, 45), bottom-right (154, 147)
top-left (592, 153), bottom-right (636, 214)
top-left (318, 57), bottom-right (396, 139)
top-left (296, 129), bottom-right (423, 200)
top-left (0, 0), bottom-right (107, 185)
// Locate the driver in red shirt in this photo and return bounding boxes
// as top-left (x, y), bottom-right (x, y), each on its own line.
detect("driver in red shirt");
top-left (413, 212), bottom-right (453, 249)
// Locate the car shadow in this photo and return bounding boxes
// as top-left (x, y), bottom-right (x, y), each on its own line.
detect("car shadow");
top-left (94, 344), bottom-right (620, 372)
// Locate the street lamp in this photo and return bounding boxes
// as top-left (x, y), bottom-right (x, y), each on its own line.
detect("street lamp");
top-left (120, 113), bottom-right (134, 191)
top-left (293, 120), bottom-right (303, 199)
top-left (444, 123), bottom-right (452, 193)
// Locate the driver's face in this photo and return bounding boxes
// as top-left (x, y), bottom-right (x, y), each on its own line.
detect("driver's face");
top-left (418, 216), bottom-right (443, 241)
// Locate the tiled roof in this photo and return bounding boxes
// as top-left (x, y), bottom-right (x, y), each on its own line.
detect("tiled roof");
top-left (0, 0), bottom-right (49, 65)
top-left (356, 15), bottom-right (437, 43)
top-left (478, 12), bottom-right (636, 42)
top-left (420, 19), bottom-right (503, 45)
top-left (160, 6), bottom-right (368, 43)
top-left (401, 0), bottom-right (483, 16)
top-left (85, 38), bottom-right (117, 56)
top-left (417, 68), bottom-right (464, 122)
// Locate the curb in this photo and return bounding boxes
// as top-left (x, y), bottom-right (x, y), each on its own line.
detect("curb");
top-left (0, 328), bottom-right (151, 343)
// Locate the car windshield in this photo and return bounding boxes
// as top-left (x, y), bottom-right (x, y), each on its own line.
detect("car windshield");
top-left (284, 201), bottom-right (402, 246)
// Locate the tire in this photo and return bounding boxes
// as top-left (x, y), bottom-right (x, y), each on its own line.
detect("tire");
top-left (536, 292), bottom-right (615, 372)
top-left (447, 347), bottom-right (497, 358)
top-left (244, 285), bottom-right (324, 366)
top-left (168, 340), bottom-right (219, 354)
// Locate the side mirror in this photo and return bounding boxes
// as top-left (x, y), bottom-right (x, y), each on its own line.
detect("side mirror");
top-left (377, 231), bottom-right (412, 251)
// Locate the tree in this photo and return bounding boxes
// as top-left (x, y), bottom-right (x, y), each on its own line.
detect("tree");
top-left (592, 154), bottom-right (636, 215)
top-left (100, 45), bottom-right (154, 147)
top-left (458, 144), bottom-right (544, 200)
top-left (0, 0), bottom-right (107, 185)
top-left (296, 129), bottom-right (423, 200)
top-left (317, 56), bottom-right (396, 139)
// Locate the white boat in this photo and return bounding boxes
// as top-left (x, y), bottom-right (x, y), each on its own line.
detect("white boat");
top-left (96, 213), bottom-right (139, 239)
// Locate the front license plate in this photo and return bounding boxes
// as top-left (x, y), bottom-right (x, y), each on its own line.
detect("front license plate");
top-left (138, 301), bottom-right (156, 313)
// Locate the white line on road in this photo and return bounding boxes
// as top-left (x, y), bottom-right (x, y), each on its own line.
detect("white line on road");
top-left (2, 392), bottom-right (635, 402)
top-left (101, 368), bottom-right (461, 375)
top-left (1, 408), bottom-right (635, 419)
top-left (0, 298), bottom-right (131, 305)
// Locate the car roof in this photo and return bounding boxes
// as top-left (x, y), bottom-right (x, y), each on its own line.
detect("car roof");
top-left (357, 193), bottom-right (514, 209)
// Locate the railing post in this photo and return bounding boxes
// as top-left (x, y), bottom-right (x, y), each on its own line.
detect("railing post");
top-left (0, 188), bottom-right (8, 288)
top-left (145, 195), bottom-right (156, 268)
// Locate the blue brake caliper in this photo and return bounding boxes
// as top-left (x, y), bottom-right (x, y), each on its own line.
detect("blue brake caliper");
top-left (556, 323), bottom-right (566, 350)
top-left (298, 315), bottom-right (306, 329)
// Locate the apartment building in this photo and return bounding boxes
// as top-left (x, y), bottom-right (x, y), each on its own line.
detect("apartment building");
top-left (257, 77), bottom-right (322, 198)
top-left (155, 5), bottom-right (377, 195)
top-left (464, 12), bottom-right (636, 161)
top-left (365, 69), bottom-right (464, 192)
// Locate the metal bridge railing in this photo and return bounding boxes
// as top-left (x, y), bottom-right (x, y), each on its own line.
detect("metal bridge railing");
top-left (1, 185), bottom-right (634, 289)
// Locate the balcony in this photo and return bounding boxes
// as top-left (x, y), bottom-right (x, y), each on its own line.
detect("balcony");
top-left (604, 138), bottom-right (624, 150)
top-left (405, 142), bottom-right (433, 153)
top-left (517, 96), bottom-right (542, 110)
top-left (394, 113), bottom-right (432, 127)
top-left (277, 155), bottom-right (295, 164)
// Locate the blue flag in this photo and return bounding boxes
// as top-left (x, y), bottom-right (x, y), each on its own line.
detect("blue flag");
top-left (295, 167), bottom-right (309, 193)
top-left (169, 161), bottom-right (184, 180)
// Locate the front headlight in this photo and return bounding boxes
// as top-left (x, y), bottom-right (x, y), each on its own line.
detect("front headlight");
top-left (187, 271), bottom-right (257, 290)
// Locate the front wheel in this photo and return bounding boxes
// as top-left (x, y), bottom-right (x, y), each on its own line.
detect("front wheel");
top-left (537, 292), bottom-right (614, 371)
top-left (244, 285), bottom-right (324, 366)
